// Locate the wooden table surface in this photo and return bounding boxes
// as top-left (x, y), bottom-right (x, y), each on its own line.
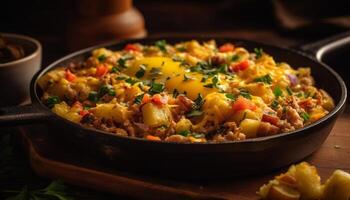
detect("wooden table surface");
top-left (21, 105), bottom-right (350, 200)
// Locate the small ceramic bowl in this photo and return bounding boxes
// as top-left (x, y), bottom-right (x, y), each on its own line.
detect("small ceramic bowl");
top-left (0, 33), bottom-right (42, 106)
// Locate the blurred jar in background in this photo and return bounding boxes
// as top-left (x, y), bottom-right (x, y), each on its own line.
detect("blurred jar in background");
top-left (66, 0), bottom-right (146, 50)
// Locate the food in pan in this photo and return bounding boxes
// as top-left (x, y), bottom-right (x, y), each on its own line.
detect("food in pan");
top-left (38, 40), bottom-right (334, 142)
top-left (258, 162), bottom-right (350, 200)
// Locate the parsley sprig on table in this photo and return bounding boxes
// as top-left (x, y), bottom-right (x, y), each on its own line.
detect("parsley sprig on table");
top-left (4, 180), bottom-right (73, 200)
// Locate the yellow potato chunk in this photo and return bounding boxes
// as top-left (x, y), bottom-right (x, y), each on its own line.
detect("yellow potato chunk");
top-left (52, 102), bottom-right (81, 123)
top-left (267, 185), bottom-right (301, 200)
top-left (239, 119), bottom-right (260, 138)
top-left (175, 117), bottom-right (192, 133)
top-left (292, 162), bottom-right (322, 199)
top-left (142, 103), bottom-right (172, 127)
top-left (202, 92), bottom-right (232, 123)
top-left (92, 103), bottom-right (129, 124)
top-left (322, 170), bottom-right (350, 200)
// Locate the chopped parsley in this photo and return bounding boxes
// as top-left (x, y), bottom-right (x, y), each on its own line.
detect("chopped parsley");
top-left (117, 54), bottom-right (133, 68)
top-left (225, 93), bottom-right (235, 100)
top-left (172, 89), bottom-right (180, 98)
top-left (134, 93), bottom-right (145, 105)
top-left (193, 93), bottom-right (204, 109)
top-left (201, 75), bottom-right (208, 83)
top-left (300, 112), bottom-right (310, 121)
top-left (183, 74), bottom-right (194, 81)
top-left (178, 130), bottom-right (191, 136)
top-left (149, 67), bottom-right (162, 78)
top-left (286, 87), bottom-right (293, 95)
top-left (239, 89), bottom-right (252, 99)
top-left (97, 54), bottom-right (106, 62)
top-left (254, 74), bottom-right (272, 84)
top-left (98, 85), bottom-right (115, 97)
top-left (186, 110), bottom-right (204, 118)
top-left (148, 82), bottom-right (165, 95)
top-left (254, 48), bottom-right (264, 59)
top-left (135, 64), bottom-right (146, 78)
top-left (271, 99), bottom-right (279, 109)
top-left (46, 96), bottom-right (60, 108)
top-left (125, 77), bottom-right (139, 85)
top-left (88, 91), bottom-right (99, 102)
top-left (155, 40), bottom-right (167, 52)
top-left (204, 75), bottom-right (219, 88)
top-left (116, 76), bottom-right (127, 80)
top-left (111, 66), bottom-right (120, 73)
top-left (273, 86), bottom-right (283, 97)
top-left (231, 54), bottom-right (240, 62)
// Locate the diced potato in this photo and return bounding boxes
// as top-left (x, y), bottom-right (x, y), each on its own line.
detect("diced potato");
top-left (229, 109), bottom-right (261, 124)
top-left (175, 117), bottom-right (192, 133)
top-left (142, 103), bottom-right (172, 127)
top-left (239, 119), bottom-right (260, 138)
top-left (320, 89), bottom-right (335, 111)
top-left (52, 102), bottom-right (81, 123)
top-left (47, 78), bottom-right (76, 100)
top-left (92, 103), bottom-right (129, 124)
top-left (267, 185), bottom-right (300, 200)
top-left (244, 83), bottom-right (274, 104)
top-left (92, 48), bottom-right (114, 58)
top-left (37, 68), bottom-right (65, 90)
top-left (322, 170), bottom-right (350, 200)
top-left (202, 92), bottom-right (232, 122)
top-left (292, 162), bottom-right (322, 200)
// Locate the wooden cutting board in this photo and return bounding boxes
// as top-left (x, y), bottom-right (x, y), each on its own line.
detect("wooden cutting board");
top-left (20, 109), bottom-right (350, 200)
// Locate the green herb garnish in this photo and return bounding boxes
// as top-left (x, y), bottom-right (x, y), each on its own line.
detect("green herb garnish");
top-left (239, 89), bottom-right (252, 99)
top-left (117, 54), bottom-right (133, 68)
top-left (149, 67), bottom-right (162, 78)
top-left (286, 87), bottom-right (293, 95)
top-left (183, 74), bottom-right (194, 81)
top-left (125, 77), bottom-right (139, 85)
top-left (254, 74), bottom-right (272, 84)
top-left (97, 54), bottom-right (106, 62)
top-left (3, 180), bottom-right (73, 200)
top-left (155, 40), bottom-right (167, 52)
top-left (173, 89), bottom-right (180, 98)
top-left (271, 99), bottom-right (279, 109)
top-left (231, 54), bottom-right (240, 62)
top-left (273, 86), bottom-right (283, 97)
top-left (300, 112), bottom-right (310, 121)
top-left (98, 85), bottom-right (115, 97)
top-left (111, 66), bottom-right (120, 73)
top-left (135, 64), bottom-right (146, 78)
top-left (254, 48), bottom-right (263, 59)
top-left (178, 130), bottom-right (191, 136)
top-left (134, 93), bottom-right (145, 105)
top-left (186, 110), bottom-right (204, 118)
top-left (46, 96), bottom-right (60, 108)
top-left (88, 91), bottom-right (98, 102)
top-left (148, 82), bottom-right (165, 95)
top-left (225, 93), bottom-right (235, 100)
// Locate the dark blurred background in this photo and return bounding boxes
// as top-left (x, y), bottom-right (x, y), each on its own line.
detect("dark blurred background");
top-left (1, 0), bottom-right (350, 66)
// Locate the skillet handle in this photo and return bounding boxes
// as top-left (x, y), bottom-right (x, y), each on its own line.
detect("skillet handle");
top-left (0, 104), bottom-right (51, 127)
top-left (300, 31), bottom-right (350, 61)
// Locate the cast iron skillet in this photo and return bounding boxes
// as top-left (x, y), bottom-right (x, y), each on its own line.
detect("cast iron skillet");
top-left (0, 34), bottom-right (348, 179)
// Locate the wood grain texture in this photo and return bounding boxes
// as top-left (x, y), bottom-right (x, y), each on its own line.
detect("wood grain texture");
top-left (20, 108), bottom-right (350, 200)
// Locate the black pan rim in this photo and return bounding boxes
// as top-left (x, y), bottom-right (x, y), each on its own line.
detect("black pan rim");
top-left (30, 36), bottom-right (348, 146)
